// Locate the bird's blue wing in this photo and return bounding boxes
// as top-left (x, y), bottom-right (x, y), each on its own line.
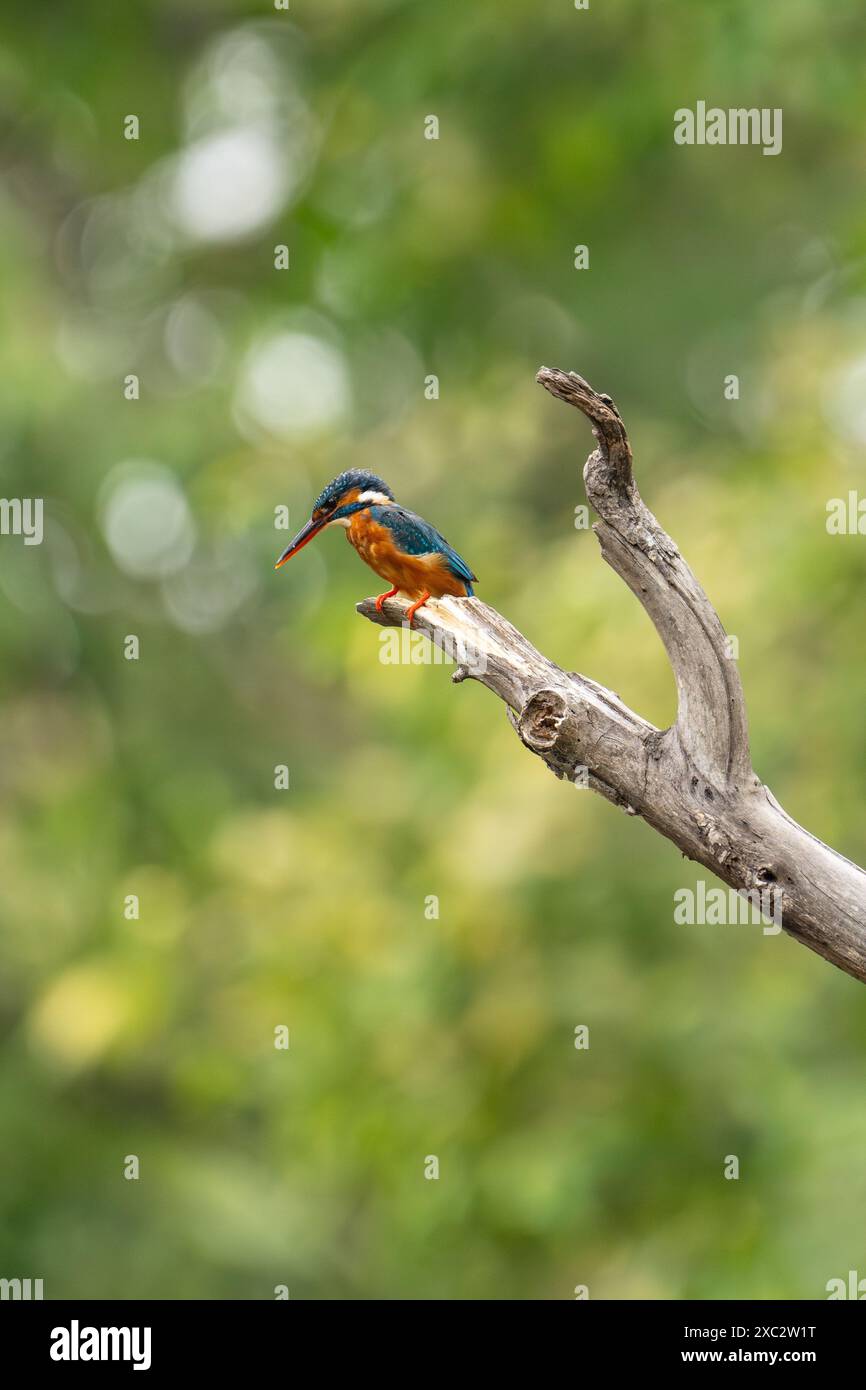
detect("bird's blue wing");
top-left (370, 505), bottom-right (477, 589)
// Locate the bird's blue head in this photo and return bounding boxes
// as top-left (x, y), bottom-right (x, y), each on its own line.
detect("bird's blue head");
top-left (275, 470), bottom-right (395, 569)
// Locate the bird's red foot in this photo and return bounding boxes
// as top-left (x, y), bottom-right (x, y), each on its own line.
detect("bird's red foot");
top-left (375, 586), bottom-right (399, 613)
top-left (405, 591), bottom-right (431, 626)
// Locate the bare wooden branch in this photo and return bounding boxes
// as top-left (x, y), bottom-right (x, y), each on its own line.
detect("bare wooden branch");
top-left (357, 369), bottom-right (866, 985)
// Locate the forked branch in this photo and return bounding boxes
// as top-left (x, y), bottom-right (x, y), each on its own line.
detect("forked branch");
top-left (357, 368), bottom-right (866, 984)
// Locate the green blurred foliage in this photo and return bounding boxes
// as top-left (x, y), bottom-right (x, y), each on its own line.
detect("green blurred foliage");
top-left (1, 0), bottom-right (866, 1300)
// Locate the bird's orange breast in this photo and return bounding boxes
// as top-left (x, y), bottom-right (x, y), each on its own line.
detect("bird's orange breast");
top-left (347, 511), bottom-right (468, 600)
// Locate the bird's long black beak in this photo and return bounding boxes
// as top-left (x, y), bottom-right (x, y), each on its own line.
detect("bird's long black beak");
top-left (274, 516), bottom-right (326, 569)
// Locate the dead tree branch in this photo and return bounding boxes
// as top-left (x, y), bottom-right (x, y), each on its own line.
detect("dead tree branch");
top-left (357, 368), bottom-right (866, 985)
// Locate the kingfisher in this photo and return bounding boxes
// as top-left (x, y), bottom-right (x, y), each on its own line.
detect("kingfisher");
top-left (275, 469), bottom-right (477, 624)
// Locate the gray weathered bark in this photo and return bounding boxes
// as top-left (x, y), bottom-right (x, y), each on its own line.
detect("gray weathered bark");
top-left (357, 367), bottom-right (866, 985)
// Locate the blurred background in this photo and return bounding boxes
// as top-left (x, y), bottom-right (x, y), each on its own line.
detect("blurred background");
top-left (1, 0), bottom-right (866, 1300)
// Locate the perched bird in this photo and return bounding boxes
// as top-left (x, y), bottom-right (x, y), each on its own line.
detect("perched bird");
top-left (275, 469), bottom-right (477, 625)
